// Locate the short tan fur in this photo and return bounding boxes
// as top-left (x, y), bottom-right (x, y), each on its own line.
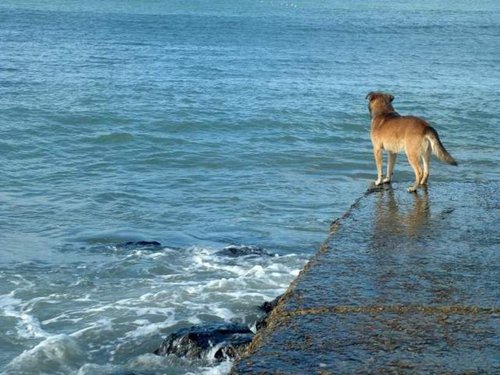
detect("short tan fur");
top-left (366, 92), bottom-right (457, 192)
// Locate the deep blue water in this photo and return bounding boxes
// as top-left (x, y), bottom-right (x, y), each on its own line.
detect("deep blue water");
top-left (1, 1), bottom-right (499, 374)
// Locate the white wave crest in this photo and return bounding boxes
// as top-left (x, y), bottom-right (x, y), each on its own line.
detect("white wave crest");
top-left (5, 334), bottom-right (84, 375)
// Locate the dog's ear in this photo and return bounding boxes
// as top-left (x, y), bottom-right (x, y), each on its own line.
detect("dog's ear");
top-left (388, 94), bottom-right (395, 102)
top-left (366, 92), bottom-right (377, 101)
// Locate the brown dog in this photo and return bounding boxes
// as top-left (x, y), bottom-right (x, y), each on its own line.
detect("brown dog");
top-left (366, 92), bottom-right (457, 192)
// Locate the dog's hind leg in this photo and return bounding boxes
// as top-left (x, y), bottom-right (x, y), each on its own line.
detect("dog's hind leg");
top-left (420, 144), bottom-right (431, 185)
top-left (383, 152), bottom-right (397, 183)
top-left (407, 153), bottom-right (423, 193)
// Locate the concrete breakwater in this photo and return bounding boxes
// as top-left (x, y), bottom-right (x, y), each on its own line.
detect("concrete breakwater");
top-left (231, 182), bottom-right (499, 374)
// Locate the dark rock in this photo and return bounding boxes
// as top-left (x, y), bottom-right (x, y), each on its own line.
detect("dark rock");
top-left (256, 295), bottom-right (282, 331)
top-left (118, 241), bottom-right (162, 250)
top-left (153, 299), bottom-right (280, 363)
top-left (255, 315), bottom-right (268, 332)
top-left (217, 245), bottom-right (271, 258)
top-left (154, 323), bottom-right (253, 361)
top-left (259, 295), bottom-right (281, 314)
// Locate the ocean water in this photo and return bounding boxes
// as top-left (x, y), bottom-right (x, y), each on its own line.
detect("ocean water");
top-left (1, 1), bottom-right (499, 374)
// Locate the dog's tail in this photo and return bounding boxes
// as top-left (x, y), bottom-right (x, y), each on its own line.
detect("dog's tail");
top-left (426, 127), bottom-right (458, 166)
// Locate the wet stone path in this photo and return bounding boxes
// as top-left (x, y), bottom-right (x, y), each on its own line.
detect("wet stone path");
top-left (231, 182), bottom-right (499, 374)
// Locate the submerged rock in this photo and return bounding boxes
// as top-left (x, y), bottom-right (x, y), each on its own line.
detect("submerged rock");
top-left (154, 323), bottom-right (253, 361)
top-left (117, 241), bottom-right (163, 250)
top-left (217, 245), bottom-right (272, 258)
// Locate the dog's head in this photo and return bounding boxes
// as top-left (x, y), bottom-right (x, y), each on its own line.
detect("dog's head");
top-left (366, 92), bottom-right (395, 117)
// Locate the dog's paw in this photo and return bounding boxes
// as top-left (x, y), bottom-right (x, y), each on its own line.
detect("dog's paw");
top-left (407, 185), bottom-right (418, 193)
top-left (374, 179), bottom-right (383, 186)
top-left (382, 177), bottom-right (391, 184)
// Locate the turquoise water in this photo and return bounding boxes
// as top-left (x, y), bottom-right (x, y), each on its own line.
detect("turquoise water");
top-left (1, 1), bottom-right (499, 374)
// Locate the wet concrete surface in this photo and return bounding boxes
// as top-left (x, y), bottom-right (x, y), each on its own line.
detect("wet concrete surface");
top-left (231, 182), bottom-right (499, 374)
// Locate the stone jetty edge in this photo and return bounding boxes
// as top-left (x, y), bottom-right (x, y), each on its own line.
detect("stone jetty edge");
top-left (231, 186), bottom-right (373, 363)
top-left (230, 182), bottom-right (500, 373)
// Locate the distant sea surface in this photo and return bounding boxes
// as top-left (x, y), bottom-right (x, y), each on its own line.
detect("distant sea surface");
top-left (1, 1), bottom-right (499, 374)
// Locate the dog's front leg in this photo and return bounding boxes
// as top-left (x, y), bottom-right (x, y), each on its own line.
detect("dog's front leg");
top-left (373, 148), bottom-right (384, 185)
top-left (383, 152), bottom-right (397, 183)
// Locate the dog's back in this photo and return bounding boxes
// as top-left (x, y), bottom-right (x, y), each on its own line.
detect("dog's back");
top-left (371, 113), bottom-right (428, 153)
